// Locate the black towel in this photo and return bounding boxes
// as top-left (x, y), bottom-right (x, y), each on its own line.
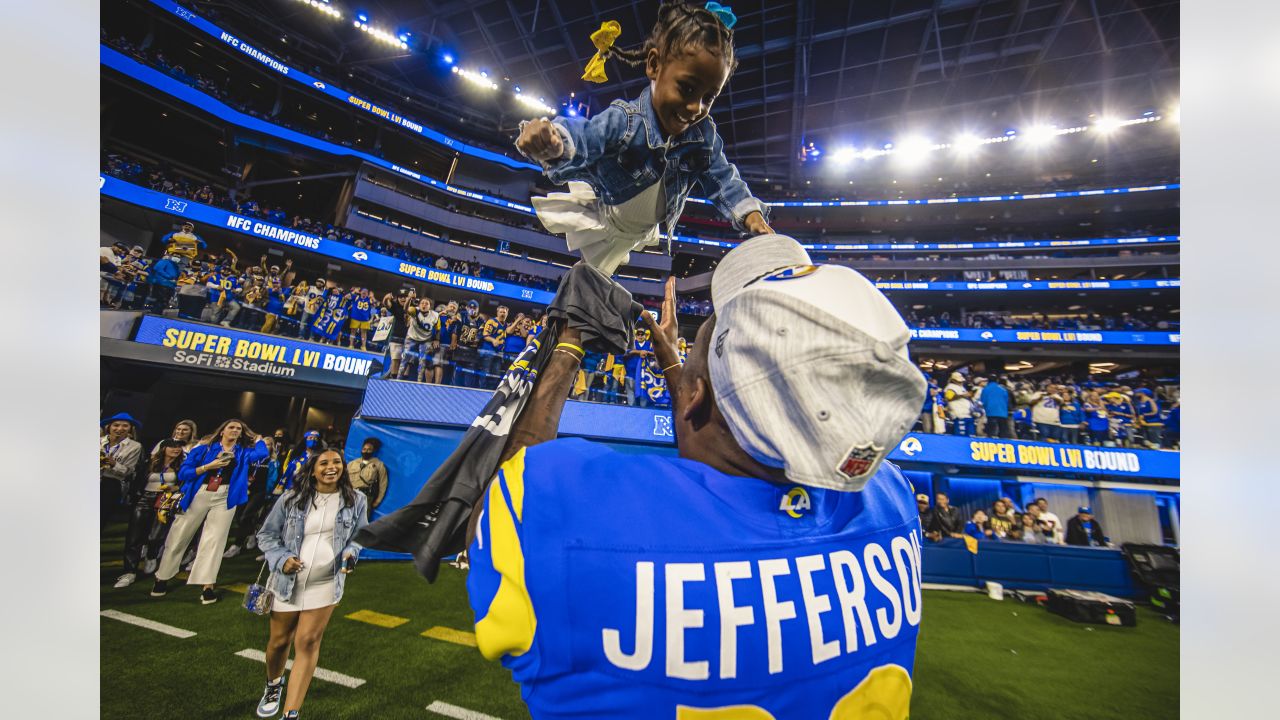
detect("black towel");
top-left (353, 262), bottom-right (639, 581)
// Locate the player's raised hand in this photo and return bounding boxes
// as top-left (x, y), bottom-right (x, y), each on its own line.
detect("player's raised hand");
top-left (517, 118), bottom-right (565, 163)
top-left (642, 277), bottom-right (681, 375)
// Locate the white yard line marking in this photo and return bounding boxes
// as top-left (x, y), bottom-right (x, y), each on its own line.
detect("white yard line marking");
top-left (100, 609), bottom-right (196, 639)
top-left (425, 701), bottom-right (504, 720)
top-left (233, 649), bottom-right (366, 689)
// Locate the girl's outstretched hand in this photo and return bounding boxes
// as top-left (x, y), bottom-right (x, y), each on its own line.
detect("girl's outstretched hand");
top-left (744, 211), bottom-right (773, 236)
top-left (517, 118), bottom-right (565, 163)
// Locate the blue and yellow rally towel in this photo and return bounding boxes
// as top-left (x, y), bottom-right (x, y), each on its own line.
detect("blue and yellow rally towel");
top-left (468, 438), bottom-right (923, 720)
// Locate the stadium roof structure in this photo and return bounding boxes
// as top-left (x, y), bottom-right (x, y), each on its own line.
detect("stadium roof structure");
top-left (203, 0), bottom-right (1179, 186)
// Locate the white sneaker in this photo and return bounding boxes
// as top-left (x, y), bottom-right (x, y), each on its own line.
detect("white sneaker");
top-left (114, 573), bottom-right (138, 589)
top-left (256, 677), bottom-right (285, 718)
top-left (223, 544), bottom-right (242, 559)
top-left (142, 559), bottom-right (158, 575)
top-left (255, 554), bottom-right (266, 562)
top-left (220, 321), bottom-right (232, 327)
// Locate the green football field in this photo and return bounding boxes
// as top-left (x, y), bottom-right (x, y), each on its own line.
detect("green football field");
top-left (100, 523), bottom-right (1178, 719)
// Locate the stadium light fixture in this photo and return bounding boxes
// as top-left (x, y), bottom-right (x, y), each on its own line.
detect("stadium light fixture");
top-left (514, 90), bottom-right (556, 116)
top-left (952, 134), bottom-right (982, 154)
top-left (830, 147), bottom-right (859, 165)
top-left (352, 16), bottom-right (409, 49)
top-left (1093, 116), bottom-right (1122, 134)
top-left (895, 136), bottom-right (935, 165)
top-left (1022, 125), bottom-right (1059, 147)
top-left (453, 66), bottom-right (499, 91)
top-left (295, 0), bottom-right (341, 18)
top-left (442, 52), bottom-right (454, 65)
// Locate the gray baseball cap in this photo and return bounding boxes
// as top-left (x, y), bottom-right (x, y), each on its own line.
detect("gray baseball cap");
top-left (707, 234), bottom-right (926, 491)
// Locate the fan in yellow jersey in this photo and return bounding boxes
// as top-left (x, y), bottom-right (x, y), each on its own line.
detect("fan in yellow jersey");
top-left (160, 221), bottom-right (206, 268)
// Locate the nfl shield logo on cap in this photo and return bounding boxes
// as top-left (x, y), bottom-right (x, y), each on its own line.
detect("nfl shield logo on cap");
top-left (837, 442), bottom-right (883, 480)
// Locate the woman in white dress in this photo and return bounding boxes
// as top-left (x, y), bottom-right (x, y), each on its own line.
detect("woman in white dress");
top-left (253, 449), bottom-right (368, 719)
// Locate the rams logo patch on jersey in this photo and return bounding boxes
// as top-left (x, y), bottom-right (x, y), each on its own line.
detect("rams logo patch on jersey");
top-left (762, 264), bottom-right (819, 281)
top-left (779, 486), bottom-right (811, 518)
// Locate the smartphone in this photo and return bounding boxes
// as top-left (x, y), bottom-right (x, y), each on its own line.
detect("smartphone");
top-left (343, 555), bottom-right (358, 573)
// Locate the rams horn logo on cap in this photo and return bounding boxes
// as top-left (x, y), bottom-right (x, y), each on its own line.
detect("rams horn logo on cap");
top-left (762, 264), bottom-right (819, 281)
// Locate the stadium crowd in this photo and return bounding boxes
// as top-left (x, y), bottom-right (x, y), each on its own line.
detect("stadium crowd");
top-left (99, 223), bottom-right (680, 406)
top-left (919, 371), bottom-right (1179, 450)
top-left (917, 493), bottom-right (1110, 547)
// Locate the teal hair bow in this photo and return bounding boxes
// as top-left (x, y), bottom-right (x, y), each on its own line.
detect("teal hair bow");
top-left (705, 2), bottom-right (737, 29)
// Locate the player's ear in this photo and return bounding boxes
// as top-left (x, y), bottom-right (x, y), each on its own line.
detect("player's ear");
top-left (680, 373), bottom-right (713, 429)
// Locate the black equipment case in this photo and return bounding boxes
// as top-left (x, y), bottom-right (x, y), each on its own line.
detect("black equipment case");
top-left (1046, 589), bottom-right (1137, 627)
top-left (1121, 543), bottom-right (1180, 620)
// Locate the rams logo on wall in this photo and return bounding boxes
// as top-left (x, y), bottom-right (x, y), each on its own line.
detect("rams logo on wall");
top-left (352, 251), bottom-right (369, 261)
top-left (899, 437), bottom-right (923, 456)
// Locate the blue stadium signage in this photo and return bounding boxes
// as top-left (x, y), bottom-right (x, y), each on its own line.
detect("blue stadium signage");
top-left (890, 433), bottom-right (1179, 480)
top-left (133, 316), bottom-right (384, 384)
top-left (909, 327), bottom-right (1179, 346)
top-left (675, 234), bottom-right (1180, 252)
top-left (99, 175), bottom-right (555, 305)
top-left (876, 279), bottom-right (1179, 291)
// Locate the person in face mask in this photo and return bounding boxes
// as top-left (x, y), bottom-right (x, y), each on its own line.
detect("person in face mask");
top-left (346, 438), bottom-right (390, 519)
top-left (279, 431), bottom-right (324, 496)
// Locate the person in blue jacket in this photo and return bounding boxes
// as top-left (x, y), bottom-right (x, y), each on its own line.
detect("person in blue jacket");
top-left (150, 419), bottom-right (271, 603)
top-left (1057, 389), bottom-right (1085, 445)
top-left (980, 376), bottom-right (1012, 438)
top-left (279, 431), bottom-right (324, 496)
top-left (145, 252), bottom-right (182, 312)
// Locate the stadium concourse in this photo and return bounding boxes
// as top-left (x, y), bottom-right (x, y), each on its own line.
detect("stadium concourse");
top-left (99, 0), bottom-right (1179, 718)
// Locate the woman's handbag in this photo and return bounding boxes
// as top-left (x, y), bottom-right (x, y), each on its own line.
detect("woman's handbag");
top-left (243, 562), bottom-right (274, 616)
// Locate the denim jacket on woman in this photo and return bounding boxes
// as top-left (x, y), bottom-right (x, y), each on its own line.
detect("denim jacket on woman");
top-left (256, 490), bottom-right (368, 605)
top-left (525, 85), bottom-right (769, 234)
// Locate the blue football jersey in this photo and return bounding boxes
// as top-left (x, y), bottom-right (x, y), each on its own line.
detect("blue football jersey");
top-left (467, 438), bottom-right (923, 720)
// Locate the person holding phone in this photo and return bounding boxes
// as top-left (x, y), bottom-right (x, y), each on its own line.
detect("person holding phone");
top-left (150, 419), bottom-right (271, 604)
top-left (253, 449), bottom-right (367, 719)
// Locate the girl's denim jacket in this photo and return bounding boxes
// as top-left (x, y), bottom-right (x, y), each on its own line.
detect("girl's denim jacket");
top-left (256, 490), bottom-right (368, 605)
top-left (524, 85), bottom-right (769, 234)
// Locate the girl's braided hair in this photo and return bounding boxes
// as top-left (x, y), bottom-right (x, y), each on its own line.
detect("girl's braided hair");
top-left (606, 1), bottom-right (738, 74)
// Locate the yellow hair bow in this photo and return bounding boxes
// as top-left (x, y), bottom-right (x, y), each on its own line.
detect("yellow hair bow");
top-left (582, 21), bottom-right (622, 84)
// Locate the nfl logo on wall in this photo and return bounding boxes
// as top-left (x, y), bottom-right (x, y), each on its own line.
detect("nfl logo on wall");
top-left (837, 442), bottom-right (882, 479)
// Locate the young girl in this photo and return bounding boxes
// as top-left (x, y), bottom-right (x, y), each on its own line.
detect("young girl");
top-left (516, 1), bottom-right (771, 275)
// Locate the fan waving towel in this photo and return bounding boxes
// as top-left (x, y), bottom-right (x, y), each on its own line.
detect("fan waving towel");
top-left (353, 262), bottom-right (640, 581)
